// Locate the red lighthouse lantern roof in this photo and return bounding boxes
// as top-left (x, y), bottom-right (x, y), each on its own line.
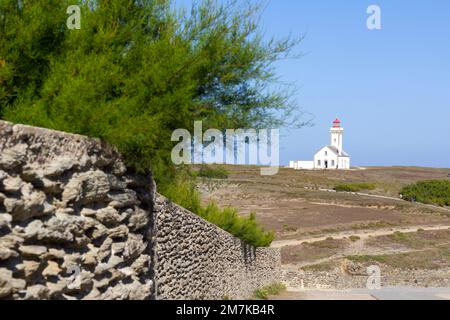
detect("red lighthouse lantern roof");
top-left (332, 118), bottom-right (341, 127)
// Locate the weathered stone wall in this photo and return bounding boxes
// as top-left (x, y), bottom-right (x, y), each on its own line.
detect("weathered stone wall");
top-left (154, 195), bottom-right (281, 300)
top-left (0, 120), bottom-right (156, 299)
top-left (0, 120), bottom-right (281, 300)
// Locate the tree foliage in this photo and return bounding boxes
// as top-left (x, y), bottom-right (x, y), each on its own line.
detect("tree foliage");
top-left (0, 0), bottom-right (303, 246)
top-left (401, 180), bottom-right (450, 207)
top-left (1, 0), bottom-right (301, 184)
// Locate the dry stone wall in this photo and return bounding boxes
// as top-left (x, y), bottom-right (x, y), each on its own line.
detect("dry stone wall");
top-left (155, 195), bottom-right (281, 300)
top-left (0, 120), bottom-right (156, 300)
top-left (0, 120), bottom-right (281, 300)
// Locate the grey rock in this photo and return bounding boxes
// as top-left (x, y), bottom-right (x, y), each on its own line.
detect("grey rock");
top-left (112, 162), bottom-right (127, 176)
top-left (0, 246), bottom-right (18, 260)
top-left (62, 170), bottom-right (110, 204)
top-left (93, 277), bottom-right (111, 290)
top-left (67, 271), bottom-right (94, 292)
top-left (128, 208), bottom-right (149, 231)
top-left (0, 170), bottom-right (9, 183)
top-left (5, 183), bottom-right (54, 221)
top-left (97, 237), bottom-right (113, 262)
top-left (111, 242), bottom-right (125, 255)
top-left (43, 156), bottom-right (77, 177)
top-left (123, 234), bottom-right (146, 261)
top-left (56, 207), bottom-right (75, 215)
top-left (82, 251), bottom-right (97, 266)
top-left (42, 261), bottom-right (62, 277)
top-left (95, 255), bottom-right (124, 275)
top-left (23, 219), bottom-right (44, 238)
top-left (20, 164), bottom-right (43, 183)
top-left (108, 225), bottom-right (129, 239)
top-left (91, 224), bottom-right (108, 240)
top-left (62, 253), bottom-right (81, 271)
top-left (107, 255), bottom-right (124, 268)
top-left (19, 245), bottom-right (48, 258)
top-left (37, 178), bottom-right (63, 194)
top-left (10, 277), bottom-right (26, 291)
top-left (47, 280), bottom-right (67, 298)
top-left (18, 260), bottom-right (44, 280)
top-left (108, 190), bottom-right (139, 209)
top-left (0, 213), bottom-right (12, 230)
top-left (94, 207), bottom-right (123, 226)
top-left (131, 255), bottom-right (150, 274)
top-left (1, 176), bottom-right (24, 193)
top-left (118, 267), bottom-right (135, 277)
top-left (45, 248), bottom-right (66, 260)
top-left (24, 284), bottom-right (50, 300)
top-left (82, 287), bottom-right (101, 300)
top-left (3, 198), bottom-right (24, 217)
top-left (74, 235), bottom-right (90, 247)
top-left (52, 213), bottom-right (96, 233)
top-left (100, 281), bottom-right (151, 300)
top-left (23, 214), bottom-right (96, 244)
top-left (90, 154), bottom-right (113, 168)
top-left (0, 144), bottom-right (27, 170)
top-left (0, 268), bottom-right (13, 298)
top-left (107, 174), bottom-right (126, 190)
top-left (0, 234), bottom-right (24, 250)
top-left (80, 208), bottom-right (96, 217)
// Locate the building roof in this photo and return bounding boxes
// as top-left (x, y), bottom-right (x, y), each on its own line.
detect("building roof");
top-left (315, 145), bottom-right (350, 157)
top-left (328, 146), bottom-right (349, 157)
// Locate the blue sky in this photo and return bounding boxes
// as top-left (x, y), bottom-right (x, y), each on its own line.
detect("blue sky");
top-left (177, 0), bottom-right (450, 168)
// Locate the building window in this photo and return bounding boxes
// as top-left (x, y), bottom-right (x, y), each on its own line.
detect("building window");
top-left (318, 160), bottom-right (321, 166)
top-left (325, 151), bottom-right (328, 156)
top-left (332, 160), bottom-right (335, 167)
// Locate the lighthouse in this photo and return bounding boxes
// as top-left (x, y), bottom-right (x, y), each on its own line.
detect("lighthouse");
top-left (288, 118), bottom-right (351, 170)
top-left (313, 118), bottom-right (350, 169)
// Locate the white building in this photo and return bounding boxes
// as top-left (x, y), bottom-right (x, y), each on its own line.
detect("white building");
top-left (289, 118), bottom-right (351, 170)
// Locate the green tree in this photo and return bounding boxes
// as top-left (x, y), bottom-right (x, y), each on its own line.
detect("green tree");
top-left (0, 0), bottom-right (304, 246)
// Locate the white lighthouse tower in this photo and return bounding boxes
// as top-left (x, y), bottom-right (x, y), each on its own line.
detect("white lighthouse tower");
top-left (330, 118), bottom-right (344, 155)
top-left (289, 118), bottom-right (351, 170)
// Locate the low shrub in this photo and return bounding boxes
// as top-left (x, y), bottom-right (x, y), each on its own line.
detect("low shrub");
top-left (390, 231), bottom-right (409, 241)
top-left (196, 165), bottom-right (229, 179)
top-left (162, 174), bottom-right (274, 247)
top-left (400, 180), bottom-right (450, 207)
top-left (283, 224), bottom-right (298, 232)
top-left (198, 203), bottom-right (275, 248)
top-left (334, 183), bottom-right (376, 192)
top-left (253, 283), bottom-right (286, 300)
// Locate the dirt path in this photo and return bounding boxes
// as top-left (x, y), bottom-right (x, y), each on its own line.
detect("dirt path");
top-left (271, 287), bottom-right (450, 300)
top-left (271, 224), bottom-right (450, 248)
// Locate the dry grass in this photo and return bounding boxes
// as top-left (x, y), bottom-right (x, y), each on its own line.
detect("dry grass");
top-left (281, 239), bottom-right (349, 264)
top-left (367, 229), bottom-right (450, 250)
top-left (345, 246), bottom-right (450, 270)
